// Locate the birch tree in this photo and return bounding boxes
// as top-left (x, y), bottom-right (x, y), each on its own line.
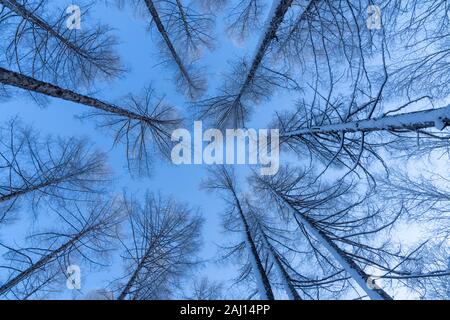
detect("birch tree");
top-left (0, 120), bottom-right (108, 224)
top-left (0, 198), bottom-right (124, 299)
top-left (0, 0), bottom-right (122, 88)
top-left (0, 67), bottom-right (182, 175)
top-left (113, 192), bottom-right (203, 300)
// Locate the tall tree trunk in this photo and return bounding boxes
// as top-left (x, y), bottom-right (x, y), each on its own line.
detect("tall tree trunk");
top-left (230, 0), bottom-right (306, 111)
top-left (117, 240), bottom-right (162, 300)
top-left (281, 105), bottom-right (450, 137)
top-left (268, 188), bottom-right (393, 300)
top-left (1, 180), bottom-right (59, 203)
top-left (231, 191), bottom-right (275, 300)
top-left (259, 230), bottom-right (302, 300)
top-left (0, 67), bottom-right (159, 125)
top-left (143, 0), bottom-right (196, 91)
top-left (1, 0), bottom-right (92, 60)
top-left (174, 0), bottom-right (192, 40)
top-left (0, 232), bottom-right (84, 296)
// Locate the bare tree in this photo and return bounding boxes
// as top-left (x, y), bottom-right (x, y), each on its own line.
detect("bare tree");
top-left (276, 98), bottom-right (449, 179)
top-left (0, 0), bottom-right (448, 301)
top-left (113, 192), bottom-right (203, 300)
top-left (0, 0), bottom-right (122, 88)
top-left (157, 0), bottom-right (215, 58)
top-left (275, 0), bottom-right (379, 68)
top-left (383, 0), bottom-right (449, 98)
top-left (376, 170), bottom-right (450, 299)
top-left (225, 0), bottom-right (265, 40)
top-left (254, 165), bottom-right (450, 299)
top-left (246, 199), bottom-right (354, 300)
top-left (0, 198), bottom-right (124, 299)
top-left (378, 169), bottom-right (450, 242)
top-left (195, 0), bottom-right (227, 14)
top-left (204, 167), bottom-right (275, 299)
top-left (0, 120), bottom-right (108, 224)
top-left (0, 67), bottom-right (182, 175)
top-left (118, 0), bottom-right (212, 99)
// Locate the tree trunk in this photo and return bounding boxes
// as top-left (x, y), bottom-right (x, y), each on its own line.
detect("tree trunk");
top-left (269, 189), bottom-right (393, 300)
top-left (117, 240), bottom-right (161, 300)
top-left (117, 257), bottom-right (147, 300)
top-left (174, 0), bottom-right (192, 41)
top-left (232, 191), bottom-right (275, 300)
top-left (1, 0), bottom-right (90, 59)
top-left (261, 231), bottom-right (302, 299)
top-left (143, 0), bottom-right (195, 90)
top-left (281, 105), bottom-right (450, 137)
top-left (0, 67), bottom-right (159, 125)
top-left (0, 232), bottom-right (84, 296)
top-left (0, 172), bottom-right (83, 203)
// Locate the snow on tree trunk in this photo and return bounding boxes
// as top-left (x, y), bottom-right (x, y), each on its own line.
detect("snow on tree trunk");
top-left (298, 214), bottom-right (392, 300)
top-left (282, 105), bottom-right (450, 137)
top-left (230, 0), bottom-right (296, 109)
top-left (143, 0), bottom-right (197, 93)
top-left (233, 193), bottom-right (275, 299)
